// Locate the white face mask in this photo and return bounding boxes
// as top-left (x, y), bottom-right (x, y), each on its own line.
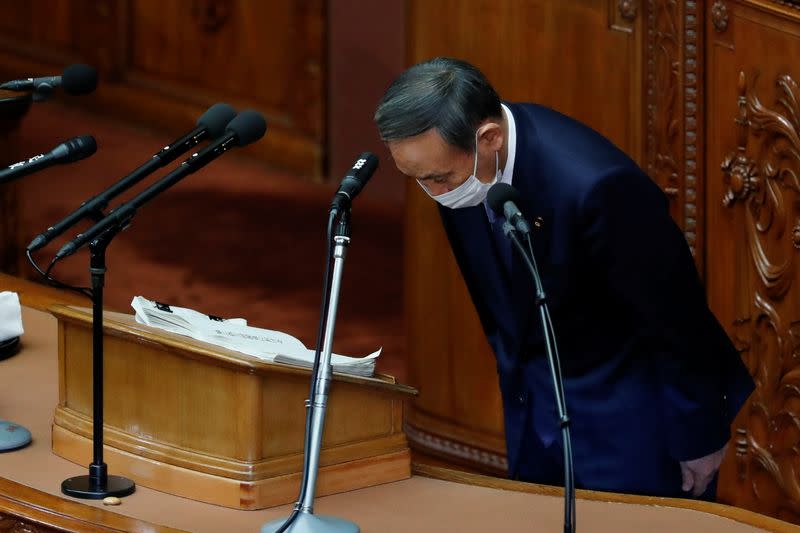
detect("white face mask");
top-left (418, 131), bottom-right (500, 209)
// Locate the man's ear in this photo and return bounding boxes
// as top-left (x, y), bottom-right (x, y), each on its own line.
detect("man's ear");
top-left (478, 122), bottom-right (504, 153)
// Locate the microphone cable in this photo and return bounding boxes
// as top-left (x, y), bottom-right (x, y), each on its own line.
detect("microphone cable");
top-left (26, 249), bottom-right (92, 299)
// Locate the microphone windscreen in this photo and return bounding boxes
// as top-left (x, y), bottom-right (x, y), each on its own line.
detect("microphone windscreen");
top-left (52, 135), bottom-right (97, 163)
top-left (226, 110), bottom-right (267, 146)
top-left (351, 151), bottom-right (379, 182)
top-left (487, 182), bottom-right (521, 216)
top-left (197, 103), bottom-right (237, 139)
top-left (61, 64), bottom-right (98, 95)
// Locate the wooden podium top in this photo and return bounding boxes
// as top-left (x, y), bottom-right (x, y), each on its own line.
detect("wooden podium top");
top-left (0, 276), bottom-right (795, 532)
top-left (51, 303), bottom-right (415, 395)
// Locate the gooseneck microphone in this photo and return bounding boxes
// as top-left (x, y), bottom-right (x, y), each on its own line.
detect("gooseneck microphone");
top-left (54, 110), bottom-right (267, 261)
top-left (0, 64), bottom-right (98, 99)
top-left (27, 103), bottom-right (237, 253)
top-left (330, 152), bottom-right (379, 212)
top-left (488, 182), bottom-right (576, 533)
top-left (0, 135), bottom-right (96, 185)
top-left (487, 182), bottom-right (531, 234)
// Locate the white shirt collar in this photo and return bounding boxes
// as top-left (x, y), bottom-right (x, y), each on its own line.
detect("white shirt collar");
top-left (500, 103), bottom-right (516, 186)
top-left (484, 104), bottom-right (516, 221)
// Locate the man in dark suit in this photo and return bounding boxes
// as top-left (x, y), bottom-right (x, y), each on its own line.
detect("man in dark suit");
top-left (374, 57), bottom-right (754, 499)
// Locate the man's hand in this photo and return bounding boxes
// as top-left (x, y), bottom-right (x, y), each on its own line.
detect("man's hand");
top-left (680, 443), bottom-right (728, 497)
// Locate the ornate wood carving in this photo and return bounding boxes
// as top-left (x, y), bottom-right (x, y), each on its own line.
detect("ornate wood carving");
top-left (645, 1), bottom-right (702, 259)
top-left (684, 1), bottom-right (700, 253)
top-left (646, 0), bottom-right (680, 204)
top-left (711, 1), bottom-right (729, 33)
top-left (619, 0), bottom-right (639, 21)
top-left (722, 71), bottom-right (800, 519)
top-left (404, 423), bottom-right (508, 475)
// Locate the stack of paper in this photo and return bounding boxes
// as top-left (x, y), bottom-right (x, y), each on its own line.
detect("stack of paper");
top-left (131, 297), bottom-right (380, 377)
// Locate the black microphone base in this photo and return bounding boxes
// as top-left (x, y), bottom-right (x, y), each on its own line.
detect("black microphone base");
top-left (0, 336), bottom-right (20, 361)
top-left (61, 474), bottom-right (135, 499)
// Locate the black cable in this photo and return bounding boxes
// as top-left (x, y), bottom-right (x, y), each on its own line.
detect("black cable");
top-left (273, 209), bottom-right (337, 533)
top-left (542, 303), bottom-right (575, 529)
top-left (506, 228), bottom-right (575, 533)
top-left (26, 249), bottom-right (92, 299)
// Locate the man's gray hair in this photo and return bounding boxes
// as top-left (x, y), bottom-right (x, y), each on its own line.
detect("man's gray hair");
top-left (374, 57), bottom-right (502, 152)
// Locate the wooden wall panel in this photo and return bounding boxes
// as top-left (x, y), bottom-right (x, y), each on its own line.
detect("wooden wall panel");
top-left (644, 0), bottom-right (705, 265)
top-left (0, 0), bottom-right (325, 179)
top-left (404, 0), bottom-right (643, 473)
top-left (707, 0), bottom-right (800, 522)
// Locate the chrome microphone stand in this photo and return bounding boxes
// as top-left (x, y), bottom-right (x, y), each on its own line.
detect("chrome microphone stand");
top-left (261, 212), bottom-right (359, 533)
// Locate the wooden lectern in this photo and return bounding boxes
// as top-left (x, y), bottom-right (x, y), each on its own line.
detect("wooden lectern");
top-left (48, 304), bottom-right (416, 510)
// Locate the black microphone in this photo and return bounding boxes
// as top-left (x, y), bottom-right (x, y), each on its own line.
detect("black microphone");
top-left (54, 110), bottom-right (267, 260)
top-left (0, 64), bottom-right (98, 100)
top-left (487, 183), bottom-right (531, 234)
top-left (330, 152), bottom-right (379, 212)
top-left (0, 135), bottom-right (96, 185)
top-left (27, 102), bottom-right (237, 253)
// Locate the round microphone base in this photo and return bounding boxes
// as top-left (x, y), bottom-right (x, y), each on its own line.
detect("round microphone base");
top-left (0, 421), bottom-right (31, 451)
top-left (61, 475), bottom-right (135, 499)
top-left (0, 336), bottom-right (20, 361)
top-left (261, 513), bottom-right (360, 533)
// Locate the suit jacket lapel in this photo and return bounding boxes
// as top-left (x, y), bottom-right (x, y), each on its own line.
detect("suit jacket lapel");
top-left (507, 104), bottom-right (544, 350)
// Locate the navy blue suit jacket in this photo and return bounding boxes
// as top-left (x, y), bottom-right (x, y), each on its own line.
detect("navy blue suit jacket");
top-left (438, 103), bottom-right (754, 497)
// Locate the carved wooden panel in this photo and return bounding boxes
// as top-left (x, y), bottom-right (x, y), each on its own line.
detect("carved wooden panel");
top-left (404, 0), bottom-right (643, 474)
top-left (707, 0), bottom-right (800, 523)
top-left (0, 0), bottom-right (325, 179)
top-left (644, 0), bottom-right (704, 265)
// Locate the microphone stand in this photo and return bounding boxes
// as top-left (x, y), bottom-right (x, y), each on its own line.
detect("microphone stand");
top-left (261, 210), bottom-right (359, 533)
top-left (503, 222), bottom-right (576, 533)
top-left (60, 223), bottom-right (135, 499)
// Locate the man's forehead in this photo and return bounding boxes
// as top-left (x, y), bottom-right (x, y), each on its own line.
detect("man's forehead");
top-left (387, 129), bottom-right (454, 176)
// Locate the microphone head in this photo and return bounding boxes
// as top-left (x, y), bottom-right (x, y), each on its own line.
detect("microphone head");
top-left (487, 182), bottom-right (522, 217)
top-left (347, 152), bottom-right (379, 183)
top-left (61, 135), bottom-right (97, 162)
top-left (226, 110), bottom-right (267, 146)
top-left (61, 64), bottom-right (98, 95)
top-left (197, 103), bottom-right (237, 139)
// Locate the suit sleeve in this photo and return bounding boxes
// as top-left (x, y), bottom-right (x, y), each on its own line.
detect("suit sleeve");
top-left (578, 168), bottom-right (743, 461)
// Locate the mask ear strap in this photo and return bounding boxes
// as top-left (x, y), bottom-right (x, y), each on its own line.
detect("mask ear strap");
top-left (472, 130), bottom-right (480, 177)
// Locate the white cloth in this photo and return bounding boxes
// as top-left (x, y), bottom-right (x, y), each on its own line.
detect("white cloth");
top-left (0, 292), bottom-right (23, 342)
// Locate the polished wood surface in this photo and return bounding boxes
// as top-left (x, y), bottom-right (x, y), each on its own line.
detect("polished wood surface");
top-left (415, 463), bottom-right (800, 533)
top-left (403, 0), bottom-right (647, 476)
top-left (0, 303), bottom-right (794, 532)
top-left (50, 303), bottom-right (414, 509)
top-left (0, 0), bottom-right (325, 179)
top-left (704, 0), bottom-right (800, 522)
top-left (0, 477), bottom-right (180, 533)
